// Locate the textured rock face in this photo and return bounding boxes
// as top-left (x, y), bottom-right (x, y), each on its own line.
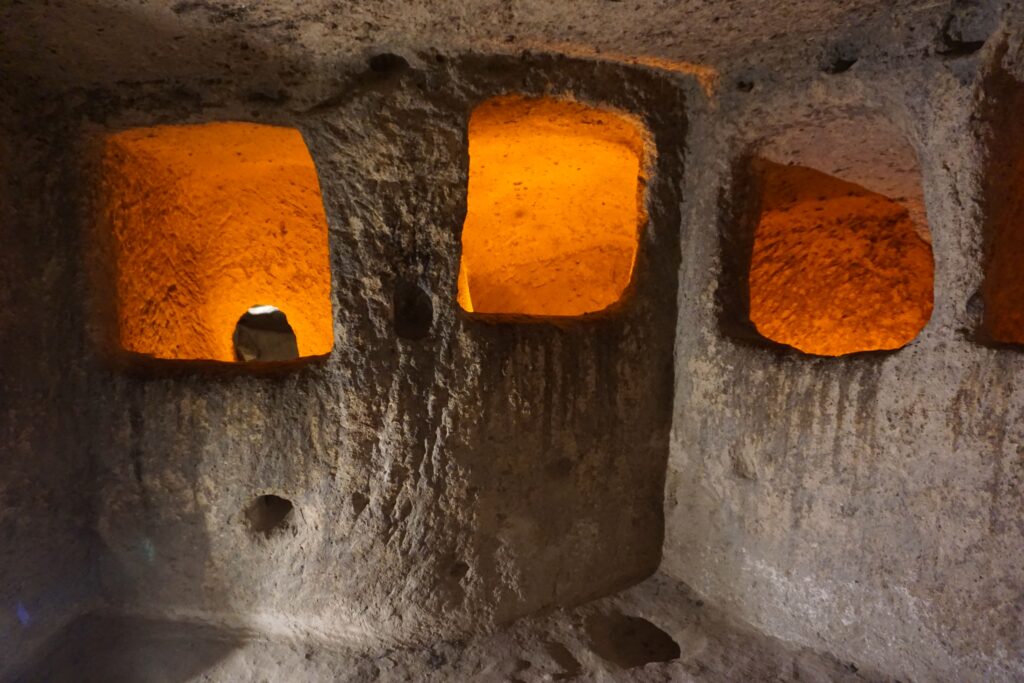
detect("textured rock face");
top-left (0, 98), bottom-right (101, 676)
top-left (2, 0), bottom-right (1023, 681)
top-left (747, 162), bottom-right (934, 356)
top-left (666, 24), bottom-right (1024, 683)
top-left (85, 54), bottom-right (684, 651)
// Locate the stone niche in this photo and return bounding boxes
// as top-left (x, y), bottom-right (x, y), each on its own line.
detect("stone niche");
top-left (89, 53), bottom-right (686, 648)
top-left (457, 95), bottom-right (650, 318)
top-left (720, 116), bottom-right (935, 356)
top-left (99, 121), bottom-right (334, 365)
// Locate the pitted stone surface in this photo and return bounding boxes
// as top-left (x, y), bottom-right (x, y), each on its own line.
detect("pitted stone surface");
top-left (1, 1), bottom-right (1023, 682)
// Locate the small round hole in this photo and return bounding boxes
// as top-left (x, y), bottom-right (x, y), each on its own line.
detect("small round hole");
top-left (233, 305), bottom-right (299, 362)
top-left (246, 494), bottom-right (294, 536)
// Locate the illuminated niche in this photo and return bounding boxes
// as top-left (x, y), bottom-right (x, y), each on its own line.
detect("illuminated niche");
top-left (102, 122), bottom-right (334, 362)
top-left (748, 161), bottom-right (934, 356)
top-left (457, 96), bottom-right (650, 318)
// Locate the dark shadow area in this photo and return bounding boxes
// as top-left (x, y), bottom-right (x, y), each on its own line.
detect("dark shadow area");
top-left (245, 494), bottom-right (294, 537)
top-left (715, 155), bottom-right (770, 346)
top-left (393, 281), bottom-right (434, 340)
top-left (368, 52), bottom-right (411, 75)
top-left (822, 43), bottom-right (859, 74)
top-left (937, 0), bottom-right (998, 57)
top-left (2, 614), bottom-right (243, 683)
top-left (543, 641), bottom-right (583, 680)
top-left (585, 612), bottom-right (680, 669)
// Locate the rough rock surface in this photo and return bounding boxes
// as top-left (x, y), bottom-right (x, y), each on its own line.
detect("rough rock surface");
top-left (1, 1), bottom-right (1023, 681)
top-left (747, 162), bottom-right (934, 356)
top-left (6, 574), bottom-right (875, 683)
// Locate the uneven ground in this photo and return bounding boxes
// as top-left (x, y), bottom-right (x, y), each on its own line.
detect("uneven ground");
top-left (6, 574), bottom-right (872, 683)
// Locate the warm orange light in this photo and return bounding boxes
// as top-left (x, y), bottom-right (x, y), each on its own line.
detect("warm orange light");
top-left (457, 96), bottom-right (649, 317)
top-left (749, 162), bottom-right (934, 357)
top-left (983, 154), bottom-right (1024, 343)
top-left (102, 121), bottom-right (334, 362)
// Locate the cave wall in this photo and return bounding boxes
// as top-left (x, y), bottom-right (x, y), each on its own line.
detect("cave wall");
top-left (1, 1), bottom-right (1023, 681)
top-left (663, 22), bottom-right (1024, 683)
top-left (0, 88), bottom-right (101, 667)
top-left (1, 52), bottom-right (687, 663)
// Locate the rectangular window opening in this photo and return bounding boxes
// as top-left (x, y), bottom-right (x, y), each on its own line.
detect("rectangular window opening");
top-left (457, 95), bottom-right (651, 319)
top-left (101, 121), bottom-right (334, 364)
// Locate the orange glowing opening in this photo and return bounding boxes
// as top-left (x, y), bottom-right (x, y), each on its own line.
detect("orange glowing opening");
top-left (457, 96), bottom-right (649, 317)
top-left (102, 121), bottom-right (334, 362)
top-left (749, 162), bottom-right (934, 357)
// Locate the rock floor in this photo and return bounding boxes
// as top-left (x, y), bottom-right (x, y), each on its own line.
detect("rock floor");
top-left (7, 573), bottom-right (874, 682)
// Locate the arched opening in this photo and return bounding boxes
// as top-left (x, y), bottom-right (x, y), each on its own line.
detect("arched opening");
top-left (457, 95), bottom-right (650, 318)
top-left (747, 160), bottom-right (934, 357)
top-left (233, 305), bottom-right (299, 362)
top-left (101, 121), bottom-right (334, 363)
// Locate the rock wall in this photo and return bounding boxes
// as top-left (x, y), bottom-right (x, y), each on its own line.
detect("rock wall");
top-left (2, 51), bottom-right (687, 669)
top-left (0, 89), bottom-right (101, 670)
top-left (664, 18), bottom-right (1024, 682)
top-left (1, 1), bottom-right (1023, 680)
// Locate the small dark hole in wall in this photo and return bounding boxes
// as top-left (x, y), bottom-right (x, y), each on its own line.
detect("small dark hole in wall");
top-left (939, 32), bottom-right (986, 57)
top-left (246, 494), bottom-right (294, 536)
top-left (449, 560), bottom-right (470, 579)
top-left (586, 613), bottom-right (680, 669)
top-left (824, 54), bottom-right (858, 74)
top-left (822, 42), bottom-right (859, 74)
top-left (233, 305), bottom-right (299, 362)
top-left (736, 79), bottom-right (755, 92)
top-left (393, 281), bottom-right (434, 340)
top-left (368, 52), bottom-right (410, 74)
